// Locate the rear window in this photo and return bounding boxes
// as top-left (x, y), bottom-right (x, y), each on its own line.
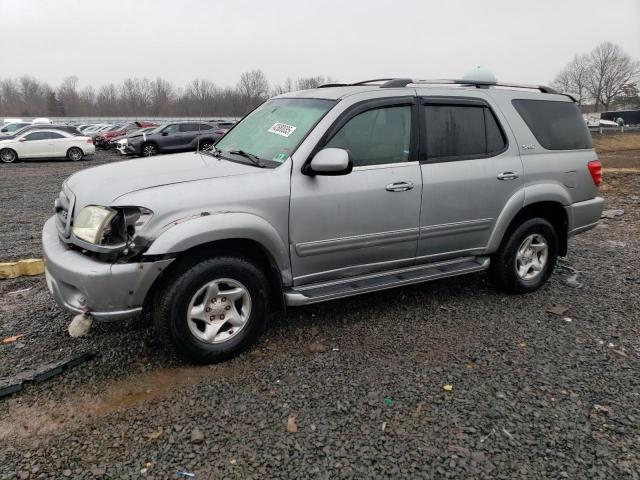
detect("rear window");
top-left (512, 99), bottom-right (592, 150)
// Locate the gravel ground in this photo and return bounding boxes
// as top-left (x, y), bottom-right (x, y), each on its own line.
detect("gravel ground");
top-left (1, 150), bottom-right (640, 479)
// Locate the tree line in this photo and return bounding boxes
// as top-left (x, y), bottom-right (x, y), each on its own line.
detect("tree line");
top-left (0, 70), bottom-right (337, 118)
top-left (552, 42), bottom-right (640, 111)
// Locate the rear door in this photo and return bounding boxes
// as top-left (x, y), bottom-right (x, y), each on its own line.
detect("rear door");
top-left (47, 131), bottom-right (69, 157)
top-left (418, 95), bottom-right (523, 259)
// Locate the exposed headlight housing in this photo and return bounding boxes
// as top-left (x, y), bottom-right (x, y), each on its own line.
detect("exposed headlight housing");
top-left (72, 205), bottom-right (153, 248)
top-left (73, 206), bottom-right (116, 244)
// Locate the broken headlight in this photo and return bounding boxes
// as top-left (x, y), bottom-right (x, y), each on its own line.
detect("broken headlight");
top-left (72, 205), bottom-right (153, 247)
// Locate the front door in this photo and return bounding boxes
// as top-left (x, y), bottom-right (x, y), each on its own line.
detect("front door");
top-left (16, 131), bottom-right (51, 158)
top-left (289, 98), bottom-right (423, 286)
top-left (417, 95), bottom-right (524, 259)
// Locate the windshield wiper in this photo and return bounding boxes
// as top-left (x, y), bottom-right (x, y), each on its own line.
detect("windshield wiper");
top-left (228, 149), bottom-right (266, 168)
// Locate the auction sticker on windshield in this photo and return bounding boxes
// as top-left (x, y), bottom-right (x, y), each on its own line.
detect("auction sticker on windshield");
top-left (268, 122), bottom-right (297, 137)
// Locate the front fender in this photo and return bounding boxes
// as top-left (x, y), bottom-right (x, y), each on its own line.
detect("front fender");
top-left (144, 212), bottom-right (291, 284)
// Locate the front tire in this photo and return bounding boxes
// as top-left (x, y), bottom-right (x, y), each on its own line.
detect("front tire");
top-left (67, 147), bottom-right (83, 162)
top-left (142, 143), bottom-right (158, 157)
top-left (0, 148), bottom-right (18, 163)
top-left (490, 217), bottom-right (558, 294)
top-left (153, 256), bottom-right (270, 364)
top-left (200, 140), bottom-right (213, 151)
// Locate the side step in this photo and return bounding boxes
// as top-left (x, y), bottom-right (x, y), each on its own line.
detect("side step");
top-left (284, 256), bottom-right (490, 306)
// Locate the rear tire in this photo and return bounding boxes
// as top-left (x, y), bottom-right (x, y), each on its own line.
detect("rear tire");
top-left (142, 143), bottom-right (158, 157)
top-left (490, 217), bottom-right (558, 294)
top-left (0, 148), bottom-right (18, 163)
top-left (66, 147), bottom-right (83, 162)
top-left (200, 140), bottom-right (213, 151)
top-left (153, 256), bottom-right (270, 364)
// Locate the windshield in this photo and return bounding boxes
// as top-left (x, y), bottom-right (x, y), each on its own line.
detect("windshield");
top-left (215, 98), bottom-right (335, 164)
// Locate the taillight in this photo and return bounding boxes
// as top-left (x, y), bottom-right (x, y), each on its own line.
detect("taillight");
top-left (87, 137), bottom-right (93, 144)
top-left (588, 160), bottom-right (602, 187)
top-left (215, 129), bottom-right (225, 135)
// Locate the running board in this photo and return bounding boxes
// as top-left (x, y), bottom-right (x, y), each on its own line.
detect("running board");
top-left (284, 256), bottom-right (490, 306)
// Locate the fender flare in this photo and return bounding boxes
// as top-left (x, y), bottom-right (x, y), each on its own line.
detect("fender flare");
top-left (486, 183), bottom-right (571, 253)
top-left (144, 212), bottom-right (292, 284)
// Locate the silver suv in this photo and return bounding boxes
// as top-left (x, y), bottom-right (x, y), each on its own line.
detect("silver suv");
top-left (42, 78), bottom-right (604, 363)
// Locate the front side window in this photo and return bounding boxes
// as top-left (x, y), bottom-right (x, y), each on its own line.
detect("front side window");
top-left (163, 124), bottom-right (179, 134)
top-left (424, 104), bottom-right (506, 161)
top-left (215, 98), bottom-right (335, 164)
top-left (24, 132), bottom-right (50, 141)
top-left (325, 105), bottom-right (412, 167)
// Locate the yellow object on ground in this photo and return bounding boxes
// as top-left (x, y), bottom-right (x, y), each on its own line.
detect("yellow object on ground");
top-left (0, 259), bottom-right (45, 280)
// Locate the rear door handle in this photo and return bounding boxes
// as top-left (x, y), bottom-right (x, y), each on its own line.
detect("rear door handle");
top-left (385, 181), bottom-right (414, 192)
top-left (497, 171), bottom-right (519, 181)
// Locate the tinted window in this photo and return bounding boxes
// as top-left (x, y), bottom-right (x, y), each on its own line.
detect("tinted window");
top-left (424, 105), bottom-right (505, 160)
top-left (326, 106), bottom-right (411, 167)
top-left (198, 124), bottom-right (213, 130)
top-left (24, 132), bottom-right (50, 140)
top-left (48, 132), bottom-right (65, 139)
top-left (512, 99), bottom-right (592, 150)
top-left (179, 123), bottom-right (200, 132)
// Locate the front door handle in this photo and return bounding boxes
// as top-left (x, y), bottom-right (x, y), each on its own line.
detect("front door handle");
top-left (385, 181), bottom-right (414, 192)
top-left (497, 171), bottom-right (519, 181)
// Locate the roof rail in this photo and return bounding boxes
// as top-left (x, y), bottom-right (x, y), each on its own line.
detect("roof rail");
top-left (379, 78), bottom-right (559, 95)
top-left (316, 78), bottom-right (567, 99)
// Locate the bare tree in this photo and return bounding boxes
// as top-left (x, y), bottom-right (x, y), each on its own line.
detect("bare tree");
top-left (552, 54), bottom-right (591, 105)
top-left (57, 76), bottom-right (81, 116)
top-left (587, 42), bottom-right (640, 111)
top-left (237, 69), bottom-right (270, 109)
top-left (295, 75), bottom-right (337, 90)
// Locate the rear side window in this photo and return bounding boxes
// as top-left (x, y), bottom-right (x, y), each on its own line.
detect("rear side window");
top-left (49, 132), bottom-right (65, 139)
top-left (512, 99), bottom-right (592, 150)
top-left (424, 104), bottom-right (506, 160)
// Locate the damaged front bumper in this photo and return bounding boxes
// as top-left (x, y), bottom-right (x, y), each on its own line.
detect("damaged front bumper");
top-left (42, 216), bottom-right (173, 321)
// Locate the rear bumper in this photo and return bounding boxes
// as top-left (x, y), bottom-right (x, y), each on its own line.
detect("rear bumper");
top-left (42, 217), bottom-right (173, 321)
top-left (566, 196), bottom-right (605, 236)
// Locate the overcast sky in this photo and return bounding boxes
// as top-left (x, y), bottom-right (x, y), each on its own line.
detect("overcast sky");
top-left (1, 0), bottom-right (639, 89)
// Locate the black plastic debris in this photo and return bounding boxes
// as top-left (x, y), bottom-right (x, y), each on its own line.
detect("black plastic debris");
top-left (0, 352), bottom-right (95, 399)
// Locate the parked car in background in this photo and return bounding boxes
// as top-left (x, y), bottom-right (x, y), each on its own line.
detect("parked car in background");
top-left (42, 77), bottom-right (603, 363)
top-left (32, 117), bottom-right (53, 124)
top-left (2, 118), bottom-right (24, 124)
top-left (0, 121), bottom-right (31, 134)
top-left (6, 124), bottom-right (82, 139)
top-left (95, 121), bottom-right (157, 149)
top-left (112, 126), bottom-right (158, 152)
top-left (82, 124), bottom-right (111, 134)
top-left (0, 129), bottom-right (94, 163)
top-left (601, 109), bottom-right (640, 126)
top-left (122, 122), bottom-right (217, 156)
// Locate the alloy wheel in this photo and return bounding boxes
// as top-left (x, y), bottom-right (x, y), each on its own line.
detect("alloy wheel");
top-left (186, 278), bottom-right (252, 344)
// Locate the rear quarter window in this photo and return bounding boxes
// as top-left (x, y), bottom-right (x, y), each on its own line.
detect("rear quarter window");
top-left (512, 99), bottom-right (592, 150)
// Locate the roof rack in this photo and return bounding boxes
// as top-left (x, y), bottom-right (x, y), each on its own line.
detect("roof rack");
top-left (379, 78), bottom-right (558, 94)
top-left (318, 78), bottom-right (560, 96)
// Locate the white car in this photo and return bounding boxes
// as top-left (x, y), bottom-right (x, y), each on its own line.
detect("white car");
top-left (0, 129), bottom-right (95, 163)
top-left (31, 117), bottom-right (53, 124)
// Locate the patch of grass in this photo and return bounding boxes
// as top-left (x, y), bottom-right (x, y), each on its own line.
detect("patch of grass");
top-left (593, 132), bottom-right (640, 153)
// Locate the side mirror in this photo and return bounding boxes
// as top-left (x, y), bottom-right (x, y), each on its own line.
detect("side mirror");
top-left (19, 137), bottom-right (27, 142)
top-left (0, 129), bottom-right (7, 133)
top-left (162, 131), bottom-right (169, 136)
top-left (304, 148), bottom-right (352, 176)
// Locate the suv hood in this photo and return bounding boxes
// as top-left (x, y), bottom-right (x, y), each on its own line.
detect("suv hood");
top-left (66, 152), bottom-right (265, 205)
